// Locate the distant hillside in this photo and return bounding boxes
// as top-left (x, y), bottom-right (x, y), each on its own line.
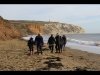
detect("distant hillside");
top-left (9, 20), bottom-right (85, 36)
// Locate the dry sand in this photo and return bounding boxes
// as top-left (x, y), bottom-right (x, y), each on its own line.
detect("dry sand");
top-left (0, 39), bottom-right (100, 71)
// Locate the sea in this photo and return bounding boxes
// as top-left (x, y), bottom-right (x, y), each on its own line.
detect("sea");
top-left (22, 33), bottom-right (100, 54)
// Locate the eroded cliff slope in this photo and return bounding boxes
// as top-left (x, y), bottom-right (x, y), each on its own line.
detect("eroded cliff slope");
top-left (0, 16), bottom-right (21, 40)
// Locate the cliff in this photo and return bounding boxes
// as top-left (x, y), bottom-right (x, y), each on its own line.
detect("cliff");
top-left (9, 20), bottom-right (85, 36)
top-left (0, 16), bottom-right (21, 40)
top-left (0, 16), bottom-right (85, 40)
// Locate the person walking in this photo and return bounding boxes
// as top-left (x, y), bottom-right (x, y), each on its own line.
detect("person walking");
top-left (62, 35), bottom-right (67, 50)
top-left (47, 34), bottom-right (55, 53)
top-left (27, 37), bottom-right (35, 55)
top-left (59, 36), bottom-right (64, 53)
top-left (35, 33), bottom-right (44, 55)
top-left (55, 33), bottom-right (60, 53)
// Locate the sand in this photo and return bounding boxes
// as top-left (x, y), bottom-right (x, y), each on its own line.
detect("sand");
top-left (0, 39), bottom-right (100, 71)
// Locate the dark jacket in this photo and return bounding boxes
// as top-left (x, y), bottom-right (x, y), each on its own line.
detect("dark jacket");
top-left (35, 35), bottom-right (44, 45)
top-left (62, 36), bottom-right (67, 44)
top-left (27, 38), bottom-right (34, 47)
top-left (48, 36), bottom-right (55, 45)
top-left (55, 35), bottom-right (60, 45)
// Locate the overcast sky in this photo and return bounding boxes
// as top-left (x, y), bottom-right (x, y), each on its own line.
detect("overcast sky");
top-left (0, 4), bottom-right (100, 33)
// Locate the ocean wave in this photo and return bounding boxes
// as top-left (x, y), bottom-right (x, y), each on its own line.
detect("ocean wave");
top-left (67, 38), bottom-right (100, 46)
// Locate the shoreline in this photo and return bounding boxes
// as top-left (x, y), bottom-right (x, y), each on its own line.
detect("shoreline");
top-left (67, 42), bottom-right (100, 55)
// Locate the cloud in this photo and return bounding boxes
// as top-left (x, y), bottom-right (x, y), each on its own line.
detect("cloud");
top-left (0, 4), bottom-right (100, 20)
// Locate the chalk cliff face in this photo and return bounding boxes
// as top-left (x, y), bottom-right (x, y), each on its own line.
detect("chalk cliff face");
top-left (43, 22), bottom-right (85, 34)
top-left (0, 16), bottom-right (21, 40)
top-left (0, 16), bottom-right (85, 40)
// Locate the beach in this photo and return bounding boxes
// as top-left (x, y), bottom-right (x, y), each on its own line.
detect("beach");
top-left (0, 39), bottom-right (100, 71)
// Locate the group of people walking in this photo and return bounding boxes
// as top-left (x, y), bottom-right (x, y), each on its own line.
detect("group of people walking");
top-left (48, 33), bottom-right (67, 53)
top-left (27, 33), bottom-right (67, 55)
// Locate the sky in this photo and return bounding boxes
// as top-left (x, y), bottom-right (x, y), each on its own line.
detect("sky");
top-left (0, 4), bottom-right (100, 33)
